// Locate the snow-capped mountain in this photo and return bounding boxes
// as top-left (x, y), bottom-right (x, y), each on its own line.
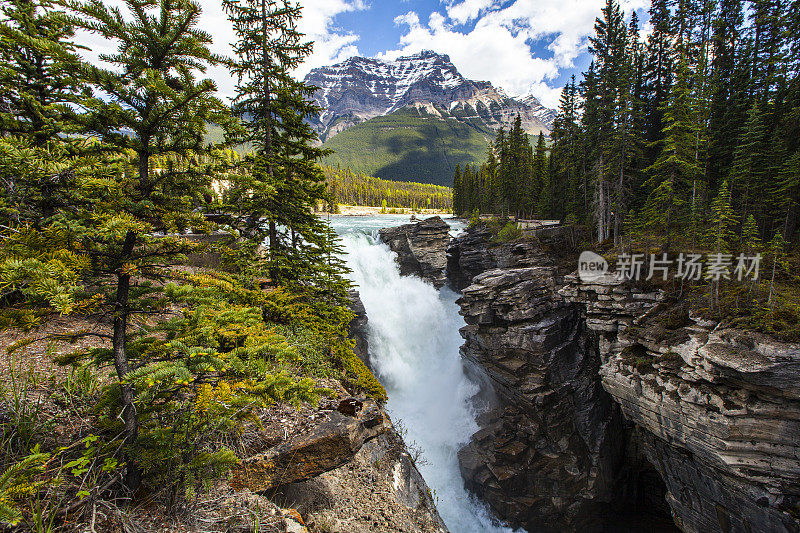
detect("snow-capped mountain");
top-left (304, 50), bottom-right (557, 141)
top-left (518, 94), bottom-right (559, 129)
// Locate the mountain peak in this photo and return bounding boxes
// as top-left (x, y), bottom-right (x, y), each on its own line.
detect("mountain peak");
top-left (304, 51), bottom-right (556, 141)
top-left (396, 49), bottom-right (451, 63)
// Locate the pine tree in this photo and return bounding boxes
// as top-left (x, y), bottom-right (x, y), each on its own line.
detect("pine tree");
top-left (706, 180), bottom-right (738, 253)
top-left (708, 0), bottom-right (746, 184)
top-left (643, 0), bottom-right (674, 162)
top-left (551, 77), bottom-right (581, 220)
top-left (588, 0), bottom-right (628, 241)
top-left (766, 231), bottom-right (788, 305)
top-left (221, 0), bottom-right (338, 289)
top-left (533, 133), bottom-right (551, 218)
top-left (705, 181), bottom-right (738, 310)
top-left (0, 0), bottom-right (89, 227)
top-left (728, 99), bottom-right (772, 227)
top-left (452, 164), bottom-right (462, 215)
top-left (0, 0), bottom-right (85, 146)
top-left (644, 59), bottom-right (701, 249)
top-left (67, 0), bottom-right (233, 489)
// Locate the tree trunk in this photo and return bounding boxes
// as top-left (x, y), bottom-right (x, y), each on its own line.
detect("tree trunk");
top-left (113, 230), bottom-right (140, 490)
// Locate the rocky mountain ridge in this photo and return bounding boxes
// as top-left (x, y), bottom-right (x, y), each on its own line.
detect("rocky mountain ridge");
top-left (304, 50), bottom-right (556, 141)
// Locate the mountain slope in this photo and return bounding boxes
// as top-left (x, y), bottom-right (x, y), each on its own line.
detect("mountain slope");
top-left (321, 105), bottom-right (493, 186)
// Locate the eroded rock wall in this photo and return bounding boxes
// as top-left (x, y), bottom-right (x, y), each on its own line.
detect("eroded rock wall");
top-left (450, 229), bottom-right (800, 533)
top-left (378, 216), bottom-right (450, 288)
top-left (564, 276), bottom-right (800, 533)
top-left (456, 267), bottom-right (625, 531)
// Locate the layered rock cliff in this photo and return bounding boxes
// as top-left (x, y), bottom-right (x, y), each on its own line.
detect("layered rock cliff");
top-left (441, 224), bottom-right (800, 532)
top-left (378, 216), bottom-right (451, 288)
top-left (456, 267), bottom-right (625, 531)
top-left (563, 274), bottom-right (800, 533)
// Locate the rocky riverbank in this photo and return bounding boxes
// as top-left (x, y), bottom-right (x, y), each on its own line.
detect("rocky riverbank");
top-left (383, 219), bottom-right (800, 533)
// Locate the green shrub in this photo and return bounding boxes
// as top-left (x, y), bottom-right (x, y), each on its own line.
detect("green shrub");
top-left (492, 221), bottom-right (523, 243)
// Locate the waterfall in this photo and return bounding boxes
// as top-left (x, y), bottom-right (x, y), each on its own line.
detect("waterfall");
top-left (339, 229), bottom-right (516, 533)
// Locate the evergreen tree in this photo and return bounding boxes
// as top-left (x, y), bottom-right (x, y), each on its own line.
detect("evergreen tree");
top-left (0, 0), bottom-right (89, 227)
top-left (644, 59), bottom-right (701, 248)
top-left (708, 0), bottom-right (746, 184)
top-left (705, 180), bottom-right (737, 309)
top-left (588, 0), bottom-right (629, 241)
top-left (706, 180), bottom-right (738, 253)
top-left (728, 99), bottom-right (772, 228)
top-left (0, 0), bottom-right (85, 146)
top-left (533, 133), bottom-right (550, 218)
top-left (67, 0), bottom-right (233, 489)
top-left (551, 77), bottom-right (581, 220)
top-left (453, 164), bottom-right (463, 215)
top-left (643, 0), bottom-right (674, 161)
top-left (221, 0), bottom-right (338, 288)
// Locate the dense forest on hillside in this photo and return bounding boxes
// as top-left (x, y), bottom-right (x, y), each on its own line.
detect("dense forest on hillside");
top-left (324, 166), bottom-right (452, 211)
top-left (0, 0), bottom-right (384, 528)
top-left (322, 106), bottom-right (491, 186)
top-left (453, 0), bottom-right (800, 335)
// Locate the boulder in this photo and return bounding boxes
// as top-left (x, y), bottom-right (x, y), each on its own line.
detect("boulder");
top-left (230, 399), bottom-right (389, 492)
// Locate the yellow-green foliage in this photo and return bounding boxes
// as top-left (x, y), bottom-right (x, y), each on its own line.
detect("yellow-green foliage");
top-left (490, 220), bottom-right (523, 243)
top-left (0, 448), bottom-right (49, 526)
top-left (0, 225), bottom-right (92, 325)
top-left (256, 285), bottom-right (387, 401)
top-left (169, 270), bottom-right (386, 400)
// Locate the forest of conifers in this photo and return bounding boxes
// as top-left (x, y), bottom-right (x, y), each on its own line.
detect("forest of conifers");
top-left (453, 0), bottom-right (800, 253)
top-left (0, 0), bottom-right (387, 527)
top-left (323, 166), bottom-right (452, 211)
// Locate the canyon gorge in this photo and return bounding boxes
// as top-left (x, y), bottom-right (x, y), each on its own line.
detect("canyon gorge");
top-left (373, 216), bottom-right (800, 533)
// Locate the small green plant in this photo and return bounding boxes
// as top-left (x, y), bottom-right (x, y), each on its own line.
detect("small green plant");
top-left (0, 448), bottom-right (49, 527)
top-left (467, 209), bottom-right (481, 227)
top-left (492, 221), bottom-right (523, 243)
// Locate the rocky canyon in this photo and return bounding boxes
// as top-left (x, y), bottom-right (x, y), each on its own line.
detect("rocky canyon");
top-left (380, 218), bottom-right (800, 533)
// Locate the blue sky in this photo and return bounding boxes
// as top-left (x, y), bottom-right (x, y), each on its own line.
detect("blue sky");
top-left (286, 0), bottom-right (651, 108)
top-left (76, 0), bottom-right (651, 109)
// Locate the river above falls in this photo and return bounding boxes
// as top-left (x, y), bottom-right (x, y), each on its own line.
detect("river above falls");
top-left (328, 214), bottom-right (517, 533)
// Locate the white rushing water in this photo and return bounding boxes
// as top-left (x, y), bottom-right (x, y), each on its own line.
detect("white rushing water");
top-left (329, 215), bottom-right (516, 533)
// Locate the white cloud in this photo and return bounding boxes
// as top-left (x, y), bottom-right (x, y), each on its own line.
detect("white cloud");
top-left (72, 0), bottom-right (366, 100)
top-left (382, 0), bottom-right (648, 108)
top-left (379, 10), bottom-right (558, 105)
top-left (293, 0), bottom-right (367, 78)
top-left (444, 0), bottom-right (497, 24)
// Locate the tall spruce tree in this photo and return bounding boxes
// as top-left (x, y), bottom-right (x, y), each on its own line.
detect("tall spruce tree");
top-left (708, 0), bottom-right (745, 185)
top-left (221, 0), bottom-right (340, 292)
top-left (643, 59), bottom-right (701, 248)
top-left (0, 0), bottom-right (85, 145)
top-left (67, 0), bottom-right (232, 489)
top-left (0, 0), bottom-right (88, 227)
top-left (643, 0), bottom-right (674, 162)
top-left (533, 132), bottom-right (550, 218)
top-left (551, 77), bottom-right (581, 220)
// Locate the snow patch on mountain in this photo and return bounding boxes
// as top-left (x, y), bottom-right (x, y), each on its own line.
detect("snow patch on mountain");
top-left (304, 50), bottom-right (557, 141)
